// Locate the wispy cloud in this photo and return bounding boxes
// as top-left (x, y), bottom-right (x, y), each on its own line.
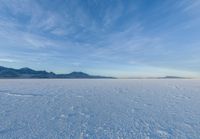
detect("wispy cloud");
top-left (0, 58), bottom-right (17, 63)
top-left (181, 0), bottom-right (200, 13)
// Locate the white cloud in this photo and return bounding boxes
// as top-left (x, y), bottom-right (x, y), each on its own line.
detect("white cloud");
top-left (0, 58), bottom-right (17, 63)
top-left (50, 28), bottom-right (67, 36)
top-left (72, 62), bottom-right (81, 67)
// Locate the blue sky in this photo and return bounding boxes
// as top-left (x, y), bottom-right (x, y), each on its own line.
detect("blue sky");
top-left (0, 0), bottom-right (200, 77)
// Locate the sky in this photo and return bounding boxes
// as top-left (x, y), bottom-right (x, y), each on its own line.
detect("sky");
top-left (0, 0), bottom-right (200, 78)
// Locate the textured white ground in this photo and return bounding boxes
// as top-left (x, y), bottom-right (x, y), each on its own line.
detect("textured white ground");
top-left (0, 79), bottom-right (200, 139)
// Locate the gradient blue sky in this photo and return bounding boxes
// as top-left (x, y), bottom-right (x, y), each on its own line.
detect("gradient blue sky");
top-left (0, 0), bottom-right (200, 77)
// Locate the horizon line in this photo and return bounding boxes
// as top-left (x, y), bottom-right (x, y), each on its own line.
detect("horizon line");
top-left (0, 65), bottom-right (198, 79)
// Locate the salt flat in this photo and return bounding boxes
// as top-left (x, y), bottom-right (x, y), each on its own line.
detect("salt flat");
top-left (0, 79), bottom-right (200, 139)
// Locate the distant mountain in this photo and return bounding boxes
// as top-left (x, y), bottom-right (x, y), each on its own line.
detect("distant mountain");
top-left (159, 76), bottom-right (186, 79)
top-left (0, 66), bottom-right (114, 79)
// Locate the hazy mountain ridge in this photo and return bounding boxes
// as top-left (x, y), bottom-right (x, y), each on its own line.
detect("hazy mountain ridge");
top-left (0, 66), bottom-right (113, 79)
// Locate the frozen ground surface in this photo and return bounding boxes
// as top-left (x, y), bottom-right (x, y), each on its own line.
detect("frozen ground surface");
top-left (0, 79), bottom-right (200, 139)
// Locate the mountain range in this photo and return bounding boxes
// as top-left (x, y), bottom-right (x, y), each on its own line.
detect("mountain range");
top-left (0, 66), bottom-right (113, 79)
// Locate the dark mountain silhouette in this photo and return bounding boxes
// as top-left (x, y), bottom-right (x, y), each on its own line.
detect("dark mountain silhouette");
top-left (0, 66), bottom-right (114, 79)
